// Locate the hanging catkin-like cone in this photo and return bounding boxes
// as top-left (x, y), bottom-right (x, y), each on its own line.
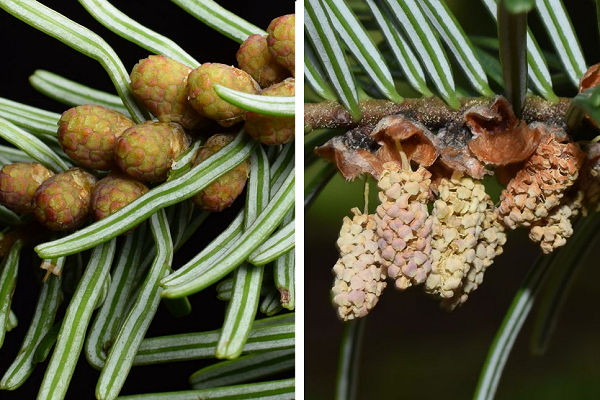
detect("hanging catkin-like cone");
top-left (425, 172), bottom-right (488, 301)
top-left (529, 191), bottom-right (583, 254)
top-left (498, 130), bottom-right (584, 229)
top-left (331, 208), bottom-right (387, 321)
top-left (374, 161), bottom-right (433, 290)
top-left (441, 199), bottom-right (507, 310)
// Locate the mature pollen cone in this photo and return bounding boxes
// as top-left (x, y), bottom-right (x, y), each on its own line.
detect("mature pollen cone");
top-left (425, 172), bottom-right (488, 301)
top-left (331, 208), bottom-right (386, 321)
top-left (529, 191), bottom-right (583, 254)
top-left (441, 197), bottom-right (507, 310)
top-left (498, 129), bottom-right (583, 229)
top-left (374, 160), bottom-right (433, 290)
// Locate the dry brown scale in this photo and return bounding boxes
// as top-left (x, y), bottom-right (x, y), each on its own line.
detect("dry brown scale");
top-left (331, 208), bottom-right (387, 321)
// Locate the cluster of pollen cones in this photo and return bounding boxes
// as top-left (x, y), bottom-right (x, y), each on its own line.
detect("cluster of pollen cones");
top-left (332, 160), bottom-right (507, 320)
top-left (330, 96), bottom-right (600, 321)
top-left (0, 14), bottom-right (295, 235)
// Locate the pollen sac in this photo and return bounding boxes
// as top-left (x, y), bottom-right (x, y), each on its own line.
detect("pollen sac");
top-left (114, 122), bottom-right (191, 183)
top-left (244, 78), bottom-right (295, 145)
top-left (191, 134), bottom-right (250, 212)
top-left (529, 191), bottom-right (583, 254)
top-left (57, 104), bottom-right (134, 170)
top-left (91, 173), bottom-right (149, 220)
top-left (331, 208), bottom-right (386, 321)
top-left (425, 172), bottom-right (488, 301)
top-left (0, 162), bottom-right (54, 214)
top-left (374, 161), bottom-right (433, 290)
top-left (441, 198), bottom-right (507, 310)
top-left (236, 34), bottom-right (289, 88)
top-left (130, 55), bottom-right (205, 130)
top-left (498, 128), bottom-right (584, 229)
top-left (267, 14), bottom-right (295, 76)
top-left (32, 168), bottom-right (97, 231)
top-left (187, 63), bottom-right (260, 127)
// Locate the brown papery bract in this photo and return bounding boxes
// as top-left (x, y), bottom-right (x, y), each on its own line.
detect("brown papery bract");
top-left (580, 63), bottom-right (600, 93)
top-left (432, 124), bottom-right (488, 179)
top-left (314, 126), bottom-right (383, 180)
top-left (370, 115), bottom-right (438, 167)
top-left (465, 97), bottom-right (541, 166)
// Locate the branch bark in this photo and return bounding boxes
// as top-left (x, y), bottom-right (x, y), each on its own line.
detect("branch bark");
top-left (304, 96), bottom-right (571, 132)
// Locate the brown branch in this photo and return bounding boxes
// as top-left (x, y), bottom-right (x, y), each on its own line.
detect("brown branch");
top-left (304, 96), bottom-right (571, 132)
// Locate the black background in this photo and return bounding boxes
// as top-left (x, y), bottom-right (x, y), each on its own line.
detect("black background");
top-left (0, 0), bottom-right (294, 399)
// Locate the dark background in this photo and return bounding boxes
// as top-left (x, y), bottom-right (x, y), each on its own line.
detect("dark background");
top-left (306, 0), bottom-right (600, 399)
top-left (0, 0), bottom-right (294, 399)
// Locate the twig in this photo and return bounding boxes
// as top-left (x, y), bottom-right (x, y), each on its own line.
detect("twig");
top-left (304, 96), bottom-right (571, 132)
